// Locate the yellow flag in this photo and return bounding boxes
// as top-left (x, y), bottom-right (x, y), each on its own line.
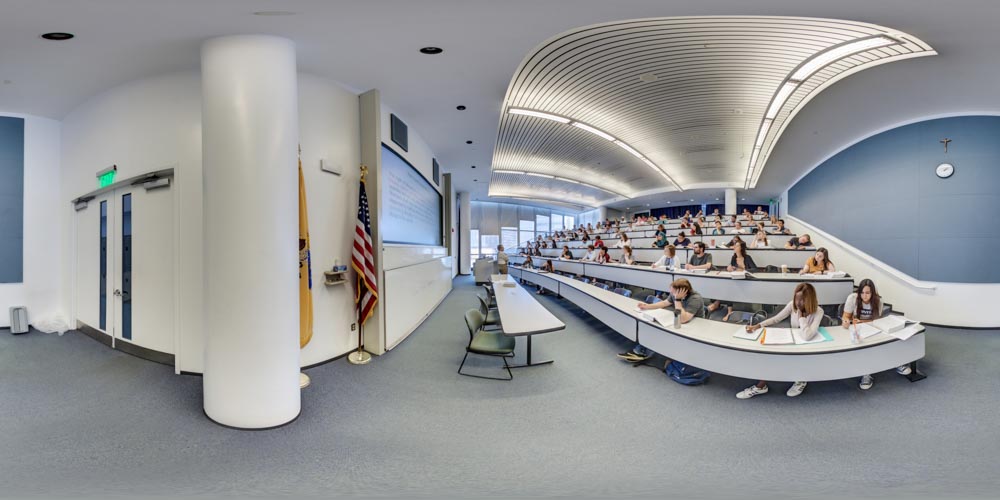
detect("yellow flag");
top-left (298, 160), bottom-right (314, 348)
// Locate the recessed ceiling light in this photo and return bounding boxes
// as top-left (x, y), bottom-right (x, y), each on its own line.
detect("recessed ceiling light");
top-left (252, 11), bottom-right (296, 16)
top-left (471, 165), bottom-right (476, 169)
top-left (41, 32), bottom-right (74, 41)
top-left (638, 73), bottom-right (658, 83)
top-left (419, 47), bottom-right (443, 55)
top-left (741, 198), bottom-right (746, 201)
top-left (456, 105), bottom-right (466, 110)
top-left (466, 140), bottom-right (473, 144)
top-left (716, 198), bottom-right (720, 201)
top-left (690, 199), bottom-right (695, 202)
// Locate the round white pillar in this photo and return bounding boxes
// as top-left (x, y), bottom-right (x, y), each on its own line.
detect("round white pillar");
top-left (725, 188), bottom-right (737, 215)
top-left (202, 35), bottom-right (300, 429)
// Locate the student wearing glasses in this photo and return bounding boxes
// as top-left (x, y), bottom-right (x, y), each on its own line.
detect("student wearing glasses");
top-left (737, 283), bottom-right (822, 399)
top-left (841, 279), bottom-right (913, 389)
top-left (673, 232), bottom-right (692, 248)
top-left (800, 247), bottom-right (835, 275)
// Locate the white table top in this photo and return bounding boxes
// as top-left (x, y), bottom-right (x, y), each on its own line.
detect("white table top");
top-left (490, 274), bottom-right (566, 336)
top-left (514, 266), bottom-right (920, 355)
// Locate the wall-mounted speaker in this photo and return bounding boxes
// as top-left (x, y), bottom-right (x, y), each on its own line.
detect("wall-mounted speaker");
top-left (390, 114), bottom-right (408, 152)
top-left (432, 158), bottom-right (440, 186)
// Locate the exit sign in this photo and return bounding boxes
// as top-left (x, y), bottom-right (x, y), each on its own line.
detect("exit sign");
top-left (97, 165), bottom-right (117, 188)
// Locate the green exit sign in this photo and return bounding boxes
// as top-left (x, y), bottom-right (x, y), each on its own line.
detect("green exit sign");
top-left (98, 169), bottom-right (116, 188)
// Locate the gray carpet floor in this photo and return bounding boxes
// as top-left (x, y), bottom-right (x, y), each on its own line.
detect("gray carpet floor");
top-left (1, 274), bottom-right (998, 499)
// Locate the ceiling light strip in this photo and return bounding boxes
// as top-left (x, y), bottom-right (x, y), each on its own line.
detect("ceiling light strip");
top-left (493, 169), bottom-right (629, 198)
top-left (508, 107), bottom-right (683, 192)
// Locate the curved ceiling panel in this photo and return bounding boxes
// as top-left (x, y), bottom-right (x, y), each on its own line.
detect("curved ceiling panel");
top-left (490, 16), bottom-right (935, 208)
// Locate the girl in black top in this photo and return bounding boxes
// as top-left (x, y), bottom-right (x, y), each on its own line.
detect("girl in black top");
top-left (728, 239), bottom-right (757, 272)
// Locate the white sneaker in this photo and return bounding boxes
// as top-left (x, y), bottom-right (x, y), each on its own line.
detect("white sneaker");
top-left (896, 364), bottom-right (912, 376)
top-left (859, 374), bottom-right (874, 390)
top-left (737, 384), bottom-right (769, 399)
top-left (786, 381), bottom-right (807, 397)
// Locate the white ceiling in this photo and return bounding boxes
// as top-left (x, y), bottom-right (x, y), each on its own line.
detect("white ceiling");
top-left (2, 0), bottom-right (999, 212)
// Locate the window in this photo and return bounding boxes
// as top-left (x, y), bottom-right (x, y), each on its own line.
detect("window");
top-left (536, 214), bottom-right (550, 235)
top-left (519, 220), bottom-right (534, 246)
top-left (470, 229), bottom-right (480, 260)
top-left (552, 214), bottom-right (563, 232)
top-left (481, 235), bottom-right (499, 256)
top-left (501, 227), bottom-right (518, 251)
top-left (564, 215), bottom-right (575, 230)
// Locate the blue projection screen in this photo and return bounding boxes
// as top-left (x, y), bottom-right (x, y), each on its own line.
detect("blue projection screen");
top-left (0, 116), bottom-right (24, 283)
top-left (381, 144), bottom-right (443, 246)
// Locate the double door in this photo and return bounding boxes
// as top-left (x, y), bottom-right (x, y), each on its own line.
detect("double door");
top-left (75, 183), bottom-right (175, 356)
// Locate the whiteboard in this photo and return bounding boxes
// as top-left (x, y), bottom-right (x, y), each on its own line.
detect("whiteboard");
top-left (381, 144), bottom-right (442, 246)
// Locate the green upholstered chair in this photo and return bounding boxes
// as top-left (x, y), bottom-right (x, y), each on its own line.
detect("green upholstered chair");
top-left (459, 309), bottom-right (515, 380)
top-left (477, 295), bottom-right (502, 330)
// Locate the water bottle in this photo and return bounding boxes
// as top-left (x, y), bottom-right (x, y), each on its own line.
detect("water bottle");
top-left (673, 309), bottom-right (681, 328)
top-left (850, 321), bottom-right (861, 345)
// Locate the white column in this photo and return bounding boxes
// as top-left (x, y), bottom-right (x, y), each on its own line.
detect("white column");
top-left (597, 206), bottom-right (608, 222)
top-left (725, 188), bottom-right (737, 215)
top-left (458, 192), bottom-right (471, 274)
top-left (202, 35), bottom-right (300, 429)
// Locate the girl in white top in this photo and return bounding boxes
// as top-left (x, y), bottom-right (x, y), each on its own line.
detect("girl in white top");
top-left (737, 283), bottom-right (823, 399)
top-left (749, 230), bottom-right (771, 248)
top-left (650, 245), bottom-right (677, 269)
top-left (580, 245), bottom-right (597, 262)
top-left (615, 234), bottom-right (631, 248)
top-left (619, 245), bottom-right (637, 265)
top-left (841, 279), bottom-right (912, 389)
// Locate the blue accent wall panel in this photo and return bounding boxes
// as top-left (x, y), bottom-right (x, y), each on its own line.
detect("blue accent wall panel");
top-left (789, 115), bottom-right (1000, 283)
top-left (0, 116), bottom-right (24, 283)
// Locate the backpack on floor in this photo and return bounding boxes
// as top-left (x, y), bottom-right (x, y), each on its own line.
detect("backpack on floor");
top-left (664, 360), bottom-right (711, 385)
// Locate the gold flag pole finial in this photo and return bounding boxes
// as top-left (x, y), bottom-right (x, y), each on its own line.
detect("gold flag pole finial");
top-left (360, 164), bottom-right (369, 181)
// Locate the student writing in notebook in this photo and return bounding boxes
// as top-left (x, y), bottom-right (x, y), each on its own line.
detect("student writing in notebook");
top-left (737, 283), bottom-right (822, 399)
top-left (800, 247), bottom-right (835, 275)
top-left (841, 279), bottom-right (912, 389)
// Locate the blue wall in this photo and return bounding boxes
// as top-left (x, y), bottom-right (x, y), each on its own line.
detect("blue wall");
top-left (0, 116), bottom-right (24, 283)
top-left (789, 115), bottom-right (1000, 283)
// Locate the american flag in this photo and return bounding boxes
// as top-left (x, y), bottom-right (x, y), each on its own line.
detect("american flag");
top-left (352, 177), bottom-right (378, 326)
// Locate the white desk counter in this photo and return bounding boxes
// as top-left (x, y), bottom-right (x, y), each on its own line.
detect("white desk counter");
top-left (511, 266), bottom-right (926, 383)
top-left (490, 274), bottom-right (565, 367)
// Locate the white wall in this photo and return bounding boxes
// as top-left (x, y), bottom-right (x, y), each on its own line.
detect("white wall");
top-left (0, 113), bottom-right (61, 328)
top-left (59, 70), bottom-right (364, 372)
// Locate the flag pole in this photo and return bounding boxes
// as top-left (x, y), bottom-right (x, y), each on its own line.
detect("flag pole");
top-left (349, 163), bottom-right (372, 365)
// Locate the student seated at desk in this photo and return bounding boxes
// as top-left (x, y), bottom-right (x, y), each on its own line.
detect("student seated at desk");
top-left (749, 230), bottom-right (771, 249)
top-left (691, 222), bottom-right (704, 235)
top-left (618, 278), bottom-right (705, 362)
top-left (533, 246), bottom-right (542, 257)
top-left (712, 208), bottom-right (721, 217)
top-left (727, 215), bottom-right (738, 226)
top-left (800, 247), bottom-right (835, 275)
top-left (722, 234), bottom-right (745, 249)
top-left (651, 245), bottom-right (678, 269)
top-left (535, 260), bottom-right (556, 295)
top-left (737, 283), bottom-right (822, 399)
top-left (673, 232), bottom-right (692, 248)
top-left (732, 221), bottom-right (749, 234)
top-left (711, 221), bottom-right (726, 236)
top-left (615, 233), bottom-right (632, 248)
top-left (580, 244), bottom-right (597, 261)
top-left (727, 240), bottom-right (757, 272)
top-left (754, 206), bottom-right (767, 217)
top-left (652, 233), bottom-right (668, 249)
top-left (841, 279), bottom-right (912, 389)
top-left (619, 245), bottom-right (638, 265)
top-left (755, 221), bottom-right (767, 234)
top-left (593, 236), bottom-right (605, 248)
top-left (521, 254), bottom-right (535, 269)
top-left (786, 233), bottom-right (814, 249)
top-left (594, 246), bottom-right (611, 264)
top-left (560, 245), bottom-right (574, 260)
top-left (685, 242), bottom-right (713, 270)
top-left (770, 218), bottom-right (792, 235)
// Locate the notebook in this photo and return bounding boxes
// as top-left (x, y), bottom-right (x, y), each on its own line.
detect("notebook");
top-left (761, 328), bottom-right (795, 345)
top-left (733, 326), bottom-right (762, 341)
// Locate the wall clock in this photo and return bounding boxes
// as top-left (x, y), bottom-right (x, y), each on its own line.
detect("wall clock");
top-left (935, 163), bottom-right (954, 179)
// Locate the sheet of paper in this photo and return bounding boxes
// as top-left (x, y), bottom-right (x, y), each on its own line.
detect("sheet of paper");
top-left (854, 323), bottom-right (882, 340)
top-left (792, 328), bottom-right (827, 345)
top-left (733, 326), bottom-right (761, 341)
top-left (889, 324), bottom-right (922, 341)
top-left (762, 327), bottom-right (795, 345)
